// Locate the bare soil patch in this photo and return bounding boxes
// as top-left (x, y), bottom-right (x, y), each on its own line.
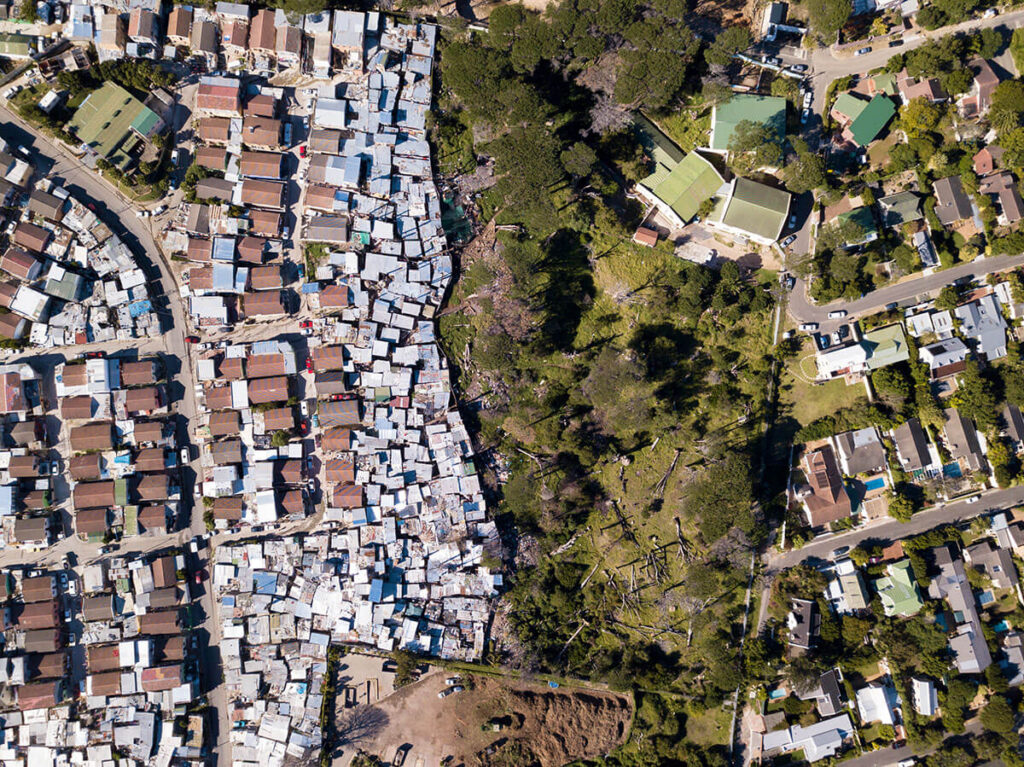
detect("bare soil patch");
top-left (336, 672), bottom-right (632, 767)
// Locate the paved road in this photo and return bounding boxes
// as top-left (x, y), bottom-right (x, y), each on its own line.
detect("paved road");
top-left (0, 106), bottom-right (229, 764)
top-left (768, 485), bottom-right (1024, 572)
top-left (787, 253), bottom-right (1024, 329)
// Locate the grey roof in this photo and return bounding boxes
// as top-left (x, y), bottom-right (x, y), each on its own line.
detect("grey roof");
top-left (933, 176), bottom-right (973, 225)
top-left (788, 598), bottom-right (818, 648)
top-left (1004, 404), bottom-right (1024, 445)
top-left (893, 417), bottom-right (930, 472)
top-left (943, 408), bottom-right (986, 472)
top-left (965, 539), bottom-right (1019, 589)
top-left (955, 294), bottom-right (1007, 360)
top-left (834, 427), bottom-right (886, 475)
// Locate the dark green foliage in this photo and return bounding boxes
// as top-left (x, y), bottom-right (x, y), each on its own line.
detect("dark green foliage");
top-left (955, 362), bottom-right (999, 431)
top-left (704, 27), bottom-right (751, 67)
top-left (807, 0), bottom-right (851, 41)
top-left (979, 696), bottom-right (1016, 734)
top-left (682, 454), bottom-right (755, 543)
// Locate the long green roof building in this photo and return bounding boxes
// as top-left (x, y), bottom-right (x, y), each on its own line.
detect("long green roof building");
top-left (68, 82), bottom-right (164, 170)
top-left (709, 177), bottom-right (791, 245)
top-left (847, 95), bottom-right (896, 148)
top-left (639, 151), bottom-right (726, 227)
top-left (709, 94), bottom-right (787, 153)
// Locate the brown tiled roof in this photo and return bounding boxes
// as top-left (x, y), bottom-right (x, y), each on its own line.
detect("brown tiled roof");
top-left (195, 178), bottom-right (234, 202)
top-left (276, 24), bottom-right (301, 57)
top-left (139, 504), bottom-right (168, 530)
top-left (246, 353), bottom-right (285, 378)
top-left (167, 6), bottom-right (192, 39)
top-left (141, 664), bottom-right (182, 692)
top-left (206, 385), bottom-right (234, 410)
top-left (314, 370), bottom-right (347, 395)
top-left (243, 291), bottom-right (285, 316)
top-left (21, 490), bottom-right (49, 511)
top-left (278, 459), bottom-right (302, 484)
top-left (190, 266), bottom-right (213, 291)
top-left (320, 284), bottom-right (349, 308)
top-left (211, 438), bottom-right (243, 464)
top-left (82, 595), bottom-right (114, 623)
top-left (280, 489), bottom-right (304, 515)
top-left (223, 20), bottom-right (248, 49)
top-left (237, 236), bottom-right (266, 264)
top-left (152, 556), bottom-right (176, 589)
top-left (29, 651), bottom-right (65, 680)
top-left (17, 599), bottom-right (58, 629)
top-left (240, 150), bottom-right (283, 179)
top-left (135, 447), bottom-right (166, 472)
top-left (0, 313), bottom-right (25, 340)
top-left (0, 281), bottom-right (18, 308)
top-left (218, 356), bottom-right (245, 380)
top-left (191, 19), bottom-right (217, 53)
top-left (240, 117), bottom-right (280, 148)
top-left (73, 481), bottom-right (115, 510)
top-left (321, 427), bottom-right (352, 452)
top-left (88, 670), bottom-right (122, 696)
top-left (187, 237), bottom-right (213, 262)
top-left (195, 146), bottom-right (228, 171)
top-left (121, 360), bottom-right (158, 386)
top-left (7, 455), bottom-right (38, 478)
top-left (76, 507), bottom-right (108, 535)
top-left (320, 399), bottom-right (361, 428)
top-left (154, 635), bottom-right (185, 663)
top-left (312, 345), bottom-right (346, 371)
top-left (245, 93), bottom-right (276, 118)
top-left (22, 629), bottom-right (58, 654)
top-left (1, 247), bottom-right (40, 280)
top-left (212, 496), bottom-right (243, 520)
top-left (208, 410), bottom-right (241, 437)
top-left (69, 453), bottom-right (101, 481)
top-left (133, 420), bottom-right (166, 444)
top-left (248, 8), bottom-right (275, 51)
top-left (248, 210), bottom-right (281, 237)
top-left (87, 644), bottom-right (121, 671)
top-left (197, 81), bottom-right (241, 114)
top-left (9, 420), bottom-right (39, 449)
top-left (308, 129), bottom-right (341, 154)
top-left (21, 575), bottom-right (55, 603)
top-left (61, 395), bottom-right (94, 420)
top-left (248, 376), bottom-right (289, 403)
top-left (135, 473), bottom-right (168, 501)
top-left (304, 183), bottom-right (338, 211)
top-left (70, 422), bottom-right (113, 452)
top-left (125, 386), bottom-right (161, 413)
top-left (18, 680), bottom-right (57, 710)
top-left (13, 223), bottom-right (50, 253)
top-left (241, 179), bottom-right (285, 209)
top-left (249, 265), bottom-right (282, 290)
top-left (263, 407), bottom-right (294, 431)
top-left (326, 456), bottom-right (355, 484)
top-left (137, 610), bottom-right (180, 634)
top-left (333, 483), bottom-right (363, 508)
top-left (61, 364), bottom-right (87, 387)
top-left (198, 117), bottom-right (231, 143)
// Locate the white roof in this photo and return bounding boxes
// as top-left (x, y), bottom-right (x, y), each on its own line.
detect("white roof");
top-left (856, 685), bottom-right (896, 725)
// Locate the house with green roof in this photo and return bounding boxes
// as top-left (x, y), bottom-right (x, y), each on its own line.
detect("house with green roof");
top-left (837, 206), bottom-right (878, 247)
top-left (708, 177), bottom-right (791, 245)
top-left (831, 93), bottom-right (869, 125)
top-left (68, 82), bottom-right (165, 171)
top-left (863, 323), bottom-right (910, 371)
top-left (845, 95), bottom-right (896, 148)
top-left (878, 191), bottom-right (923, 228)
top-left (709, 95), bottom-right (786, 153)
top-left (0, 33), bottom-right (33, 59)
top-left (638, 151), bottom-right (726, 228)
top-left (868, 73), bottom-right (899, 97)
top-left (874, 560), bottom-right (923, 616)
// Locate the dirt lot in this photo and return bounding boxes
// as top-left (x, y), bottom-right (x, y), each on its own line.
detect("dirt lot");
top-left (333, 672), bottom-right (633, 767)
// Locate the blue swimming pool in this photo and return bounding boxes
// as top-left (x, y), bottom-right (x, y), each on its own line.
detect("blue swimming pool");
top-left (995, 620), bottom-right (1010, 632)
top-left (768, 687), bottom-right (787, 700)
top-left (979, 591), bottom-right (996, 605)
top-left (944, 462), bottom-right (963, 478)
top-left (864, 477), bottom-right (887, 491)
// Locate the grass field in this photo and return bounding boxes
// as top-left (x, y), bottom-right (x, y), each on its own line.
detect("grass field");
top-left (683, 703), bottom-right (732, 746)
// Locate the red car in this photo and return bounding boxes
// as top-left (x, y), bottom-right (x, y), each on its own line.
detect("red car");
top-left (86, 202), bottom-right (96, 212)
top-left (300, 320), bottom-right (312, 328)
top-left (85, 351), bottom-right (104, 359)
top-left (299, 145), bottom-right (307, 158)
top-left (330, 393), bottom-right (347, 401)
top-left (306, 357), bottom-right (314, 372)
top-left (300, 419), bottom-right (309, 433)
top-left (185, 335), bottom-right (200, 343)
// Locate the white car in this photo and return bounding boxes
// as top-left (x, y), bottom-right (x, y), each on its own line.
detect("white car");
top-left (153, 205), bottom-right (167, 215)
top-left (802, 92), bottom-right (812, 108)
top-left (798, 323), bottom-right (818, 332)
top-left (966, 496), bottom-right (980, 504)
top-left (827, 310), bottom-right (847, 319)
top-left (445, 677), bottom-right (461, 686)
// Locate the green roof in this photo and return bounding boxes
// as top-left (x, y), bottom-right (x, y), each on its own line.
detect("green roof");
top-left (632, 112), bottom-right (685, 169)
top-left (863, 323), bottom-right (910, 371)
top-left (849, 95), bottom-right (896, 147)
top-left (641, 152), bottom-right (725, 223)
top-left (0, 33), bottom-right (31, 56)
top-left (837, 206), bottom-right (878, 244)
top-left (123, 506), bottom-right (138, 537)
top-left (832, 93), bottom-right (869, 123)
top-left (712, 177), bottom-right (790, 242)
top-left (69, 82), bottom-right (160, 170)
top-left (874, 560), bottom-right (923, 616)
top-left (114, 478), bottom-right (129, 506)
top-left (710, 95), bottom-right (786, 152)
top-left (871, 73), bottom-right (898, 96)
top-left (879, 191), bottom-right (923, 227)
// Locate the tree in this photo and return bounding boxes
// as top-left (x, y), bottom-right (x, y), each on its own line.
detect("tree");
top-left (956, 362), bottom-right (999, 430)
top-left (560, 142), bottom-right (597, 179)
top-left (392, 650), bottom-right (418, 687)
top-left (886, 487), bottom-right (915, 522)
top-left (728, 120), bottom-right (783, 170)
top-left (270, 430), bottom-right (291, 448)
top-left (899, 97), bottom-right (943, 139)
top-left (935, 285), bottom-right (960, 311)
top-left (682, 453), bottom-right (755, 542)
top-left (782, 151), bottom-right (826, 194)
top-left (973, 27), bottom-right (1005, 60)
top-left (704, 27), bottom-right (751, 67)
top-left (783, 654), bottom-right (825, 695)
top-left (979, 695), bottom-right (1015, 734)
top-left (807, 0), bottom-right (852, 42)
top-left (986, 663), bottom-right (1010, 694)
top-left (872, 366), bottom-right (912, 410)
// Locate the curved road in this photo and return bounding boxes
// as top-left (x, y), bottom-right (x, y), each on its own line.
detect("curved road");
top-left (0, 108), bottom-right (229, 763)
top-left (788, 253), bottom-right (1024, 327)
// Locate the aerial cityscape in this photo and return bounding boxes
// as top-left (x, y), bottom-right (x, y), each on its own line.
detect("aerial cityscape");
top-left (3, 0), bottom-right (1024, 764)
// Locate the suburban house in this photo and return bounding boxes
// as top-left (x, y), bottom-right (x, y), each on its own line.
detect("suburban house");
top-left (974, 145), bottom-right (1005, 176)
top-left (708, 95), bottom-right (786, 154)
top-left (918, 338), bottom-right (970, 379)
top-left (795, 668), bottom-right (846, 717)
top-left (912, 678), bottom-right (938, 717)
top-left (878, 191), bottom-right (923, 228)
top-left (856, 683), bottom-right (898, 726)
top-left (955, 294), bottom-right (1007, 360)
top-left (636, 149), bottom-right (725, 230)
top-left (706, 177), bottom-right (791, 246)
top-left (964, 540), bottom-right (1020, 591)
top-left (977, 172), bottom-right (1024, 226)
top-left (933, 176), bottom-right (974, 226)
top-left (1002, 404), bottom-right (1024, 452)
top-left (787, 598), bottom-right (818, 650)
top-left (762, 715), bottom-right (853, 762)
top-left (795, 445), bottom-right (852, 529)
top-left (844, 95), bottom-right (896, 147)
top-left (833, 427), bottom-right (886, 476)
top-left (943, 408), bottom-right (987, 474)
top-left (928, 544), bottom-right (992, 673)
top-left (892, 418), bottom-right (934, 474)
top-left (874, 560), bottom-right (923, 616)
top-left (959, 58), bottom-right (1000, 118)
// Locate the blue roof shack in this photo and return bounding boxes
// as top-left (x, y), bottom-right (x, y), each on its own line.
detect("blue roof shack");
top-left (253, 571), bottom-right (277, 595)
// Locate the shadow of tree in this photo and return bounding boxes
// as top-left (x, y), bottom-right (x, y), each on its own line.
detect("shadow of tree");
top-left (336, 706), bottom-right (390, 748)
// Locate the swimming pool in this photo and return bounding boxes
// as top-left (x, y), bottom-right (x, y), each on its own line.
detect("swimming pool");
top-left (979, 591), bottom-right (996, 605)
top-left (943, 462), bottom-right (963, 478)
top-left (864, 477), bottom-right (887, 491)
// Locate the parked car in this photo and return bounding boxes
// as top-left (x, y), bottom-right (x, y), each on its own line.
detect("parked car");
top-left (181, 447), bottom-right (190, 465)
top-left (185, 335), bottom-right (200, 343)
top-left (171, 149), bottom-right (180, 165)
top-left (299, 145), bottom-right (307, 158)
top-left (300, 400), bottom-right (309, 417)
top-left (781, 234), bottom-right (797, 248)
top-left (983, 7), bottom-right (997, 16)
top-left (445, 677), bottom-right (461, 686)
top-left (801, 108), bottom-right (810, 124)
top-left (788, 214), bottom-right (798, 229)
top-left (306, 357), bottom-right (314, 372)
top-left (855, 47), bottom-right (872, 56)
top-left (832, 546), bottom-right (849, 558)
top-left (798, 323), bottom-right (818, 332)
top-left (827, 310), bottom-right (847, 319)
top-left (438, 689), bottom-right (455, 699)
top-left (153, 204), bottom-right (167, 215)
top-left (300, 320), bottom-right (313, 328)
top-left (966, 496), bottom-right (980, 504)
top-left (818, 335), bottom-right (830, 350)
top-left (791, 63), bottom-right (808, 72)
top-left (802, 92), bottom-right (812, 108)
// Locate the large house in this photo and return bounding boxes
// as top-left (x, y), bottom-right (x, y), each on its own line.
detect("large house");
top-left (796, 445), bottom-right (852, 529)
top-left (68, 83), bottom-right (165, 171)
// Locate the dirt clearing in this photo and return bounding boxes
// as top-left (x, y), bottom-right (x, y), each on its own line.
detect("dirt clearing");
top-left (333, 672), bottom-right (633, 767)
